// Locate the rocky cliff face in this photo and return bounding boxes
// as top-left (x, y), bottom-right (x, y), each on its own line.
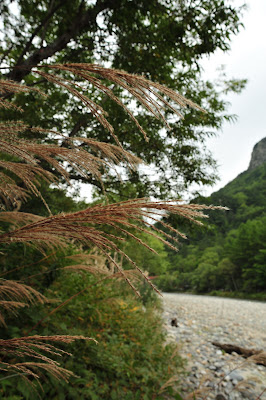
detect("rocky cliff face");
top-left (248, 137), bottom-right (266, 170)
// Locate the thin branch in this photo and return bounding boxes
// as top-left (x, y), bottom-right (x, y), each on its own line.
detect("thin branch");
top-left (6, 0), bottom-right (114, 83)
top-left (15, 0), bottom-right (65, 67)
top-left (68, 117), bottom-right (89, 138)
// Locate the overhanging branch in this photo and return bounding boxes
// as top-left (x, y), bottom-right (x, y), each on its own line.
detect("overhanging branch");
top-left (7, 0), bottom-right (116, 83)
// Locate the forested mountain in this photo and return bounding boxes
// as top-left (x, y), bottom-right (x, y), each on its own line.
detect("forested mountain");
top-left (158, 139), bottom-right (266, 296)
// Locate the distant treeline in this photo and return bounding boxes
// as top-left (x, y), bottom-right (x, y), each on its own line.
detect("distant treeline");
top-left (157, 163), bottom-right (266, 297)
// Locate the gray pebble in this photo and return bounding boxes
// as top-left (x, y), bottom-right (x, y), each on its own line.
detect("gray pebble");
top-left (215, 394), bottom-right (227, 400)
top-left (228, 371), bottom-right (243, 381)
top-left (239, 390), bottom-right (256, 400)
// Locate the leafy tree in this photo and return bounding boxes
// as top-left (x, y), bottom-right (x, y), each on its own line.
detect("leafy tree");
top-left (225, 217), bottom-right (266, 291)
top-left (122, 232), bottom-right (170, 276)
top-left (217, 257), bottom-right (238, 291)
top-left (198, 245), bottom-right (222, 265)
top-left (191, 263), bottom-right (219, 292)
top-left (0, 0), bottom-right (246, 198)
top-left (254, 249), bottom-right (266, 287)
top-left (159, 164), bottom-right (266, 295)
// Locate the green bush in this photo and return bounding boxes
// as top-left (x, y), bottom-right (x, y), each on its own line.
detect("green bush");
top-left (1, 272), bottom-right (184, 399)
top-left (156, 273), bottom-right (181, 292)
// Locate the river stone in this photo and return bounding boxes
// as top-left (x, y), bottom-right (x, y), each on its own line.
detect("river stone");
top-left (246, 380), bottom-right (256, 387)
top-left (214, 361), bottom-right (224, 369)
top-left (215, 394), bottom-right (227, 400)
top-left (228, 371), bottom-right (243, 381)
top-left (239, 390), bottom-right (256, 400)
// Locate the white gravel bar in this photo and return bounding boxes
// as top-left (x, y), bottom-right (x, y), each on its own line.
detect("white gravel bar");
top-left (162, 293), bottom-right (266, 400)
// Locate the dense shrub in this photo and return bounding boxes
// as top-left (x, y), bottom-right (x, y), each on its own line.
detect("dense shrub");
top-left (1, 272), bottom-right (184, 399)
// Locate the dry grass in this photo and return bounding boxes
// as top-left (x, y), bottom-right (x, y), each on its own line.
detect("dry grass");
top-left (31, 63), bottom-right (204, 143)
top-left (0, 335), bottom-right (95, 384)
top-left (0, 120), bottom-right (142, 211)
top-left (0, 63), bottom-right (203, 212)
top-left (0, 63), bottom-right (219, 387)
top-left (0, 279), bottom-right (49, 327)
top-left (0, 199), bottom-right (225, 295)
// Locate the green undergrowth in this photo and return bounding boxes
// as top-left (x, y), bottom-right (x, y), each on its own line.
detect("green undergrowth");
top-left (208, 290), bottom-right (266, 302)
top-left (155, 274), bottom-right (266, 302)
top-left (1, 272), bottom-right (184, 399)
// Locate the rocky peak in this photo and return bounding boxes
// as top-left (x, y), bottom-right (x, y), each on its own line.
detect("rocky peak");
top-left (248, 137), bottom-right (266, 170)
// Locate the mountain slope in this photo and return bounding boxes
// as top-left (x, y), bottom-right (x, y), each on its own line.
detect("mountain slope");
top-left (198, 161), bottom-right (266, 232)
top-left (158, 139), bottom-right (266, 296)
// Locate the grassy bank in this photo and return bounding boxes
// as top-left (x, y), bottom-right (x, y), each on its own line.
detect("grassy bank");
top-left (156, 274), bottom-right (266, 302)
top-left (208, 290), bottom-right (266, 302)
top-left (1, 272), bottom-right (184, 399)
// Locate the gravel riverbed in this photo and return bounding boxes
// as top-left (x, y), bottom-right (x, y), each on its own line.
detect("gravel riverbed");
top-left (162, 293), bottom-right (266, 400)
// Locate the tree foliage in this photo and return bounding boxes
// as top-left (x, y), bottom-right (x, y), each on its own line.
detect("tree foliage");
top-left (0, 0), bottom-right (246, 197)
top-left (159, 163), bottom-right (266, 295)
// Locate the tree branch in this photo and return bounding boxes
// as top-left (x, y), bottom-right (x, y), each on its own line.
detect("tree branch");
top-left (68, 173), bottom-right (104, 191)
top-left (15, 0), bottom-right (65, 67)
top-left (7, 0), bottom-right (116, 83)
top-left (69, 116), bottom-right (89, 138)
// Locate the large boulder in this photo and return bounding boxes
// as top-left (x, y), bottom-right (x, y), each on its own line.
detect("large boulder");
top-left (248, 137), bottom-right (266, 170)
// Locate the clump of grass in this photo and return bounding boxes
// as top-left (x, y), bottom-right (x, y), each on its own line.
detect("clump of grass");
top-left (0, 272), bottom-right (184, 399)
top-left (0, 63), bottom-right (220, 392)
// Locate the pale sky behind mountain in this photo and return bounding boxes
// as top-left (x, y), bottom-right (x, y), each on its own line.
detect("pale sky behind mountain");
top-left (200, 0), bottom-right (266, 196)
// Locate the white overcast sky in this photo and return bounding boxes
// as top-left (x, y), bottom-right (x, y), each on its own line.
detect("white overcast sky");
top-left (200, 0), bottom-right (266, 196)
